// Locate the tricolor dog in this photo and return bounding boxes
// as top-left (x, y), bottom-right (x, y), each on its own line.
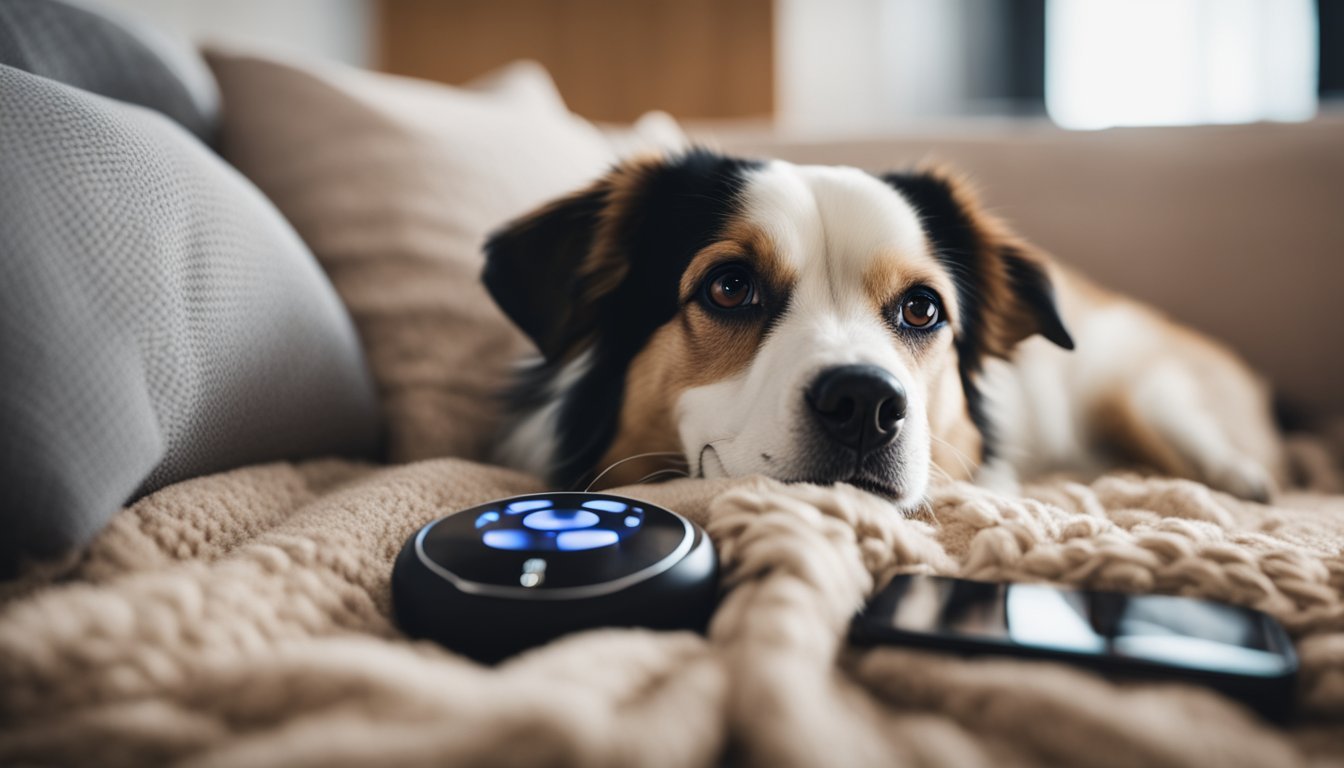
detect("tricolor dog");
top-left (483, 149), bottom-right (1283, 508)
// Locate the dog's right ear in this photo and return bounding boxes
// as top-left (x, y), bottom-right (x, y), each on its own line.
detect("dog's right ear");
top-left (482, 182), bottom-right (609, 362)
top-left (883, 168), bottom-right (1073, 356)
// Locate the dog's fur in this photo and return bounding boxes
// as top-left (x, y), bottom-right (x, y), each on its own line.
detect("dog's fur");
top-left (483, 149), bottom-right (1284, 508)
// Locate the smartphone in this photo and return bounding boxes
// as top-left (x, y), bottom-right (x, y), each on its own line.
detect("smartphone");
top-left (850, 575), bottom-right (1297, 722)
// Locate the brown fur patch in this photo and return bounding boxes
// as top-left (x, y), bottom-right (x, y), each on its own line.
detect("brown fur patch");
top-left (913, 165), bottom-right (1070, 358)
top-left (678, 220), bottom-right (798, 304)
top-left (1090, 388), bottom-right (1194, 478)
top-left (574, 156), bottom-right (665, 322)
top-left (862, 258), bottom-right (947, 302)
top-left (533, 154), bottom-right (706, 366)
top-left (595, 315), bottom-right (764, 486)
top-left (595, 219), bottom-right (798, 486)
top-left (859, 246), bottom-right (976, 476)
top-left (862, 255), bottom-right (957, 326)
top-left (926, 357), bottom-right (982, 482)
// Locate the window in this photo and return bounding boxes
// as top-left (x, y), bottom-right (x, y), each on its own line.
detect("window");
top-left (1045, 0), bottom-right (1318, 129)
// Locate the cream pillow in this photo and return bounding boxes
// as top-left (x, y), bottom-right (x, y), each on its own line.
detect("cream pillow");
top-left (207, 52), bottom-right (683, 464)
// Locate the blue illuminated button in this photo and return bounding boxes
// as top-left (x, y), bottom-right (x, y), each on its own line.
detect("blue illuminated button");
top-left (556, 529), bottom-right (621, 551)
top-left (475, 511), bottom-right (500, 528)
top-left (582, 499), bottom-right (629, 513)
top-left (482, 530), bottom-right (539, 551)
top-left (623, 515), bottom-right (642, 528)
top-left (506, 499), bottom-right (553, 514)
top-left (523, 509), bottom-right (600, 531)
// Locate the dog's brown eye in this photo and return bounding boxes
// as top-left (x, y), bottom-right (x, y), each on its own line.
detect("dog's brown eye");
top-left (704, 266), bottom-right (758, 310)
top-left (899, 292), bottom-right (941, 329)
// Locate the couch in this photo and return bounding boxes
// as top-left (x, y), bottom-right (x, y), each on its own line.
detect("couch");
top-left (2, 2), bottom-right (1342, 766)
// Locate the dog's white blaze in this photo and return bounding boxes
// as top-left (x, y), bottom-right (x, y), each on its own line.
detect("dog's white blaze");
top-left (736, 161), bottom-right (928, 285)
top-left (676, 162), bottom-right (934, 507)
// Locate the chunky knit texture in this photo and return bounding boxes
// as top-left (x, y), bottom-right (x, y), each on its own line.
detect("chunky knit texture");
top-left (2, 450), bottom-right (1342, 766)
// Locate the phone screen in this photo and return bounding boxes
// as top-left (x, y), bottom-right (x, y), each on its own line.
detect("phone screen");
top-left (860, 575), bottom-right (1295, 678)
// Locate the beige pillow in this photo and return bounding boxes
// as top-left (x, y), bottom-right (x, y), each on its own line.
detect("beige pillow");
top-left (206, 52), bottom-right (682, 464)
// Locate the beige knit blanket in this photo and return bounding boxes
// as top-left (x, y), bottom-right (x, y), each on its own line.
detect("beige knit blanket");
top-left (2, 452), bottom-right (1343, 767)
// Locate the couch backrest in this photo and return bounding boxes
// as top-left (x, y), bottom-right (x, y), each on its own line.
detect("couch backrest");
top-left (0, 0), bottom-right (218, 143)
top-left (711, 117), bottom-right (1344, 420)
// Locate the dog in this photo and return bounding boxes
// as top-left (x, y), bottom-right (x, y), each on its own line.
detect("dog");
top-left (482, 149), bottom-right (1284, 509)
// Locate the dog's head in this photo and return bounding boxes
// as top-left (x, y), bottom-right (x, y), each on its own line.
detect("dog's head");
top-left (484, 149), bottom-right (1072, 507)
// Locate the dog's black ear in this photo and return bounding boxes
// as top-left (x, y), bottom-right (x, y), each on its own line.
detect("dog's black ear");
top-left (998, 244), bottom-right (1074, 351)
top-left (482, 183), bottom-right (609, 362)
top-left (883, 168), bottom-right (1073, 356)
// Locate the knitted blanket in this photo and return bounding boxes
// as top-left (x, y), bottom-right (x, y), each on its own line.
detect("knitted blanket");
top-left (2, 454), bottom-right (1342, 767)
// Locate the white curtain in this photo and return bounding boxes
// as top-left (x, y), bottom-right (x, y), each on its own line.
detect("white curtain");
top-left (1046, 0), bottom-right (1318, 129)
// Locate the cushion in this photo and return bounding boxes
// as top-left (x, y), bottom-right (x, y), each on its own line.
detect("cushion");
top-left (0, 64), bottom-right (381, 572)
top-left (206, 50), bottom-right (686, 465)
top-left (0, 0), bottom-right (218, 143)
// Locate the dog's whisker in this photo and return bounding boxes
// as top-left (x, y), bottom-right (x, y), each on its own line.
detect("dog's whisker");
top-left (631, 468), bottom-right (692, 485)
top-left (927, 456), bottom-right (965, 487)
top-left (584, 451), bottom-right (688, 492)
top-left (929, 434), bottom-right (975, 481)
top-left (912, 496), bottom-right (942, 530)
top-left (927, 463), bottom-right (956, 486)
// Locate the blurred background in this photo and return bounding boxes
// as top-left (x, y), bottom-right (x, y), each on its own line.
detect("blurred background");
top-left (97, 0), bottom-right (1339, 133)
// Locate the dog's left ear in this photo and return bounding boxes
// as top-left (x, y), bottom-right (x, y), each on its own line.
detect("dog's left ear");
top-left (883, 168), bottom-right (1074, 356)
top-left (482, 182), bottom-right (610, 362)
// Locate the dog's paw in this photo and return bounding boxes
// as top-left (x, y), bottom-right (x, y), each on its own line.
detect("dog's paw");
top-left (1202, 455), bottom-right (1276, 503)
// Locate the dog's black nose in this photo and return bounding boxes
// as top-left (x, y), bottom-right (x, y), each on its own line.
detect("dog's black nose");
top-left (807, 364), bottom-right (906, 455)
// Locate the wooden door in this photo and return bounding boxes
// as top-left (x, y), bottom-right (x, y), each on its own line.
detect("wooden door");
top-left (377, 0), bottom-right (774, 122)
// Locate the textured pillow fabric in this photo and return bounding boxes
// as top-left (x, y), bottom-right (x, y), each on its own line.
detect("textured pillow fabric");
top-left (206, 51), bottom-right (684, 465)
top-left (0, 0), bottom-right (218, 143)
top-left (0, 64), bottom-right (381, 571)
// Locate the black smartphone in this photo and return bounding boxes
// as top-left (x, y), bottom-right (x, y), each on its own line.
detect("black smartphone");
top-left (850, 575), bottom-right (1297, 722)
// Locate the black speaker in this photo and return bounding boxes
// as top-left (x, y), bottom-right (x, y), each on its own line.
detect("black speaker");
top-left (393, 492), bottom-right (719, 663)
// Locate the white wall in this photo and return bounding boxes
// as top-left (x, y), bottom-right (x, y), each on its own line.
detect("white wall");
top-left (91, 0), bottom-right (373, 66)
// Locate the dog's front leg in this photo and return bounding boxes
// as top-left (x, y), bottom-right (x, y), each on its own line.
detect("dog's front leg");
top-left (1094, 357), bottom-right (1283, 502)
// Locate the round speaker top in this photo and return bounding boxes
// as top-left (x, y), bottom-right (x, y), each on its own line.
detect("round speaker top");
top-left (412, 492), bottom-right (694, 599)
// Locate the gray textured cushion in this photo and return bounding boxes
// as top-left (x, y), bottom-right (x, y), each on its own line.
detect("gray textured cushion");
top-left (0, 0), bottom-right (218, 143)
top-left (0, 64), bottom-right (381, 572)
